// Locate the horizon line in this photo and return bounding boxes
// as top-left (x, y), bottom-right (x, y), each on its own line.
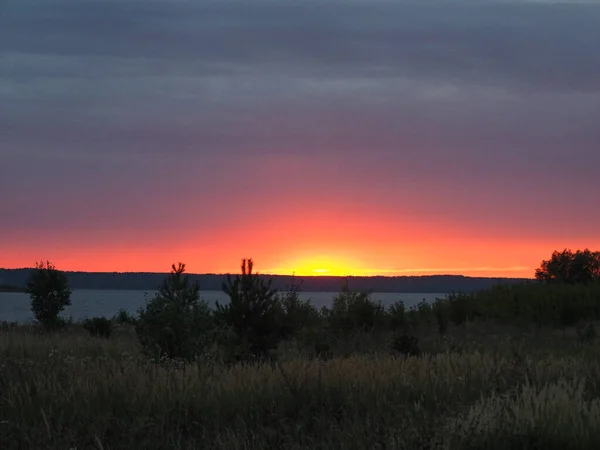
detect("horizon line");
top-left (0, 266), bottom-right (534, 279)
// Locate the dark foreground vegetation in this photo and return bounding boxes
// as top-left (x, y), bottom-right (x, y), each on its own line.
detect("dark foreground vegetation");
top-left (1, 249), bottom-right (600, 449)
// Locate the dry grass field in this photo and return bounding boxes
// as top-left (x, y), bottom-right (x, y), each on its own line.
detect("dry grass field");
top-left (2, 322), bottom-right (600, 450)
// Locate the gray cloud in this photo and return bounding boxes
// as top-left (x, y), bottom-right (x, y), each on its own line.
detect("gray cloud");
top-left (1, 0), bottom-right (600, 238)
top-left (2, 1), bottom-right (600, 89)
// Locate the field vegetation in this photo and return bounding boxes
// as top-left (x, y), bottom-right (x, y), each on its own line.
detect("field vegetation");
top-left (1, 249), bottom-right (600, 449)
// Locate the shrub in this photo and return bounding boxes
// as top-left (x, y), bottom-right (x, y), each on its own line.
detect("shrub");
top-left (214, 259), bottom-right (282, 361)
top-left (438, 282), bottom-right (600, 328)
top-left (278, 279), bottom-right (321, 338)
top-left (446, 292), bottom-right (480, 325)
top-left (387, 301), bottom-right (406, 331)
top-left (326, 282), bottom-right (386, 335)
top-left (390, 333), bottom-right (420, 357)
top-left (407, 299), bottom-right (435, 325)
top-left (113, 309), bottom-right (137, 326)
top-left (82, 317), bottom-right (113, 339)
top-left (435, 301), bottom-right (449, 334)
top-left (25, 261), bottom-right (71, 330)
top-left (312, 332), bottom-right (333, 361)
top-left (135, 263), bottom-right (213, 361)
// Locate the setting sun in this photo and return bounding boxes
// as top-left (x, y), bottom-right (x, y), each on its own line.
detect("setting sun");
top-left (264, 254), bottom-right (373, 277)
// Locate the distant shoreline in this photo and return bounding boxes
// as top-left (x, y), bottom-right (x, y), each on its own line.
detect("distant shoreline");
top-left (0, 285), bottom-right (26, 293)
top-left (0, 269), bottom-right (531, 293)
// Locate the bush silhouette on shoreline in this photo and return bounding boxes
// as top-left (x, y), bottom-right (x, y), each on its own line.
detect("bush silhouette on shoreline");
top-left (82, 316), bottom-right (112, 339)
top-left (135, 263), bottom-right (213, 361)
top-left (214, 258), bottom-right (282, 361)
top-left (25, 260), bottom-right (71, 330)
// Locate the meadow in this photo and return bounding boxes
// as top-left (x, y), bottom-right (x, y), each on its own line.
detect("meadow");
top-left (2, 279), bottom-right (600, 449)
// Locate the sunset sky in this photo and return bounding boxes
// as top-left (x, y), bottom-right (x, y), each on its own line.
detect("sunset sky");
top-left (1, 0), bottom-right (599, 277)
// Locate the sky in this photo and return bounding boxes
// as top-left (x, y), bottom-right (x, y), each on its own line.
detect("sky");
top-left (1, 0), bottom-right (599, 277)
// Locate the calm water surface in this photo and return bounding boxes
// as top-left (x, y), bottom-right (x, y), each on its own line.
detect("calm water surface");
top-left (0, 290), bottom-right (447, 323)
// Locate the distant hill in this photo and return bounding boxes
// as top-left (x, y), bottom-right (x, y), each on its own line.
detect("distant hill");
top-left (0, 284), bottom-right (26, 293)
top-left (0, 268), bottom-right (530, 293)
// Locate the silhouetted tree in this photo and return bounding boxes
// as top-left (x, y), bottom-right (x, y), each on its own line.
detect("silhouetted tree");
top-left (83, 317), bottom-right (113, 339)
top-left (535, 249), bottom-right (600, 284)
top-left (278, 277), bottom-right (320, 338)
top-left (215, 259), bottom-right (282, 360)
top-left (325, 280), bottom-right (386, 336)
top-left (136, 263), bottom-right (213, 361)
top-left (26, 261), bottom-right (71, 329)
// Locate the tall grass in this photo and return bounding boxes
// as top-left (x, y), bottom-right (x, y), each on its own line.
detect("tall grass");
top-left (2, 322), bottom-right (600, 449)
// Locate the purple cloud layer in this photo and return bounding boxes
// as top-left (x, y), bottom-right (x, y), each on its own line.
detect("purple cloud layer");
top-left (1, 0), bottom-right (599, 243)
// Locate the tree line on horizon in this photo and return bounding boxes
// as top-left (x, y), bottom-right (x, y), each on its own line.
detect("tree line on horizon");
top-left (14, 248), bottom-right (600, 362)
top-left (0, 267), bottom-right (530, 294)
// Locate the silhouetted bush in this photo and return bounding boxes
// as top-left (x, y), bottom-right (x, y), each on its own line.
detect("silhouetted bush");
top-left (434, 301), bottom-right (449, 334)
top-left (325, 282), bottom-right (386, 336)
top-left (135, 263), bottom-right (213, 361)
top-left (25, 261), bottom-right (72, 330)
top-left (390, 333), bottom-right (420, 357)
top-left (312, 333), bottom-right (333, 361)
top-left (0, 320), bottom-right (19, 330)
top-left (446, 292), bottom-right (482, 325)
top-left (113, 309), bottom-right (137, 326)
top-left (278, 280), bottom-right (321, 338)
top-left (536, 248), bottom-right (600, 284)
top-left (436, 282), bottom-right (600, 328)
top-left (387, 301), bottom-right (407, 331)
top-left (83, 317), bottom-right (113, 339)
top-left (214, 259), bottom-right (282, 361)
top-left (407, 299), bottom-right (435, 326)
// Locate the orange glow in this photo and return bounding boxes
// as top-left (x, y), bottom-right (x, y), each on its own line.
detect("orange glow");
top-left (1, 207), bottom-right (598, 278)
top-left (265, 254), bottom-right (369, 276)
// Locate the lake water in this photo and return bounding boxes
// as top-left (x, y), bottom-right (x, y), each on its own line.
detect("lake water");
top-left (0, 290), bottom-right (447, 323)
